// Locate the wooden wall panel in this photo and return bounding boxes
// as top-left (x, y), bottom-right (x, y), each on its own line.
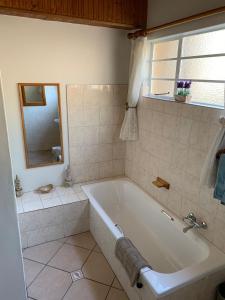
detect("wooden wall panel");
top-left (0, 0), bottom-right (147, 29)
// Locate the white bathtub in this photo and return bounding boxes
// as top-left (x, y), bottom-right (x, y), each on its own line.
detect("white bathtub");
top-left (83, 178), bottom-right (225, 300)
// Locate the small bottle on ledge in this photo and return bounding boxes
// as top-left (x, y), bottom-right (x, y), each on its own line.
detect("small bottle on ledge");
top-left (64, 166), bottom-right (73, 187)
top-left (15, 175), bottom-right (23, 197)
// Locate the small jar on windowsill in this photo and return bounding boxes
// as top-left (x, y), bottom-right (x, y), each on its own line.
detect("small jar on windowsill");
top-left (175, 80), bottom-right (192, 103)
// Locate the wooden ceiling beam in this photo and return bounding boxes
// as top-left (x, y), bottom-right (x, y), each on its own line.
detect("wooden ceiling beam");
top-left (0, 0), bottom-right (148, 30)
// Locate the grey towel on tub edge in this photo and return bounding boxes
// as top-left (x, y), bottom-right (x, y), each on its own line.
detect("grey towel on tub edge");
top-left (115, 237), bottom-right (151, 287)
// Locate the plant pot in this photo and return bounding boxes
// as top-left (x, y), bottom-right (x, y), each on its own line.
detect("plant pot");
top-left (174, 95), bottom-right (192, 103)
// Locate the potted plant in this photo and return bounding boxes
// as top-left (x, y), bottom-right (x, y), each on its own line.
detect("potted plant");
top-left (175, 80), bottom-right (192, 103)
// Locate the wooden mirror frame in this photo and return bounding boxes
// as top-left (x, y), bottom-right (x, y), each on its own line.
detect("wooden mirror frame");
top-left (18, 83), bottom-right (64, 169)
top-left (19, 83), bottom-right (47, 106)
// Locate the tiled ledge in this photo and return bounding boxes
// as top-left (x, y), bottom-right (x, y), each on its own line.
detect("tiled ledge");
top-left (17, 177), bottom-right (125, 248)
top-left (16, 184), bottom-right (88, 214)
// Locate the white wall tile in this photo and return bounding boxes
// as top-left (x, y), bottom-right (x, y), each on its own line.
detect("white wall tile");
top-left (99, 161), bottom-right (113, 178)
top-left (60, 192), bottom-right (80, 204)
top-left (42, 197), bottom-right (62, 209)
top-left (22, 199), bottom-right (43, 213)
top-left (16, 198), bottom-right (24, 214)
top-left (40, 206), bottom-right (64, 228)
top-left (68, 85), bottom-right (126, 183)
top-left (126, 97), bottom-right (225, 254)
top-left (19, 200), bottom-right (90, 248)
top-left (113, 143), bottom-right (126, 159)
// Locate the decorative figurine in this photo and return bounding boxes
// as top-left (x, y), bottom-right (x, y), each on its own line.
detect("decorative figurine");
top-left (64, 166), bottom-right (73, 187)
top-left (15, 175), bottom-right (23, 197)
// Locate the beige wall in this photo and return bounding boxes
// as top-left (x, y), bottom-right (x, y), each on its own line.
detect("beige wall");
top-left (148, 0), bottom-right (225, 27)
top-left (147, 0), bottom-right (225, 38)
top-left (126, 97), bottom-right (225, 254)
top-left (0, 15), bottom-right (130, 191)
top-left (67, 85), bottom-right (126, 182)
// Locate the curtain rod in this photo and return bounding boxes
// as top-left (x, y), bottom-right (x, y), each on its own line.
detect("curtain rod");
top-left (128, 6), bottom-right (225, 39)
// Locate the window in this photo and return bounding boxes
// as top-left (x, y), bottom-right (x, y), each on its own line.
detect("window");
top-left (147, 28), bottom-right (225, 108)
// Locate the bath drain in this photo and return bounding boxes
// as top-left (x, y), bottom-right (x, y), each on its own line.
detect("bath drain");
top-left (71, 270), bottom-right (84, 282)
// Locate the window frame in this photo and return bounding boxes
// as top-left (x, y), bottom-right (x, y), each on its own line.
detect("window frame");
top-left (148, 27), bottom-right (225, 109)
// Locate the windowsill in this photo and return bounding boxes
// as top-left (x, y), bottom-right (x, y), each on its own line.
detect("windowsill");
top-left (143, 94), bottom-right (224, 110)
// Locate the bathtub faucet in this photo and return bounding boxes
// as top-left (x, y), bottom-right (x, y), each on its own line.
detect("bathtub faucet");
top-left (182, 212), bottom-right (207, 233)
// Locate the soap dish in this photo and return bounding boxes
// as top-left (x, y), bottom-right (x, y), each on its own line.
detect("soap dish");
top-left (37, 184), bottom-right (54, 194)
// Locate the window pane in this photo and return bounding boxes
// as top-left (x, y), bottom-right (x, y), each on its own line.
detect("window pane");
top-left (153, 40), bottom-right (179, 60)
top-left (152, 61), bottom-right (177, 79)
top-left (151, 80), bottom-right (175, 96)
top-left (180, 56), bottom-right (225, 81)
top-left (182, 29), bottom-right (225, 57)
top-left (190, 82), bottom-right (224, 107)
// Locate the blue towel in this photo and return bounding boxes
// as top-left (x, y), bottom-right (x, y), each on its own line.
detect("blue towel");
top-left (214, 154), bottom-right (225, 205)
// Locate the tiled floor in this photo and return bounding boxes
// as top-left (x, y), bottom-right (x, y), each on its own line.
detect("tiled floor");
top-left (23, 231), bottom-right (129, 300)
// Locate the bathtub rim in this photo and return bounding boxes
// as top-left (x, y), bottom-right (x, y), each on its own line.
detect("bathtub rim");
top-left (82, 177), bottom-right (225, 297)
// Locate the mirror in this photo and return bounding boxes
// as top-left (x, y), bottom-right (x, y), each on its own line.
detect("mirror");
top-left (18, 83), bottom-right (64, 168)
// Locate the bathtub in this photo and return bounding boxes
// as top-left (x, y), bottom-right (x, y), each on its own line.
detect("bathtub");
top-left (82, 178), bottom-right (225, 300)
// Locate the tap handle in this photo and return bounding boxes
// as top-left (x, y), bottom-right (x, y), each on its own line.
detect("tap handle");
top-left (185, 212), bottom-right (196, 222)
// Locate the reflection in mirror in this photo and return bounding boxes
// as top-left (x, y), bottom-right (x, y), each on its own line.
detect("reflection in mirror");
top-left (18, 83), bottom-right (64, 168)
top-left (21, 84), bottom-right (46, 106)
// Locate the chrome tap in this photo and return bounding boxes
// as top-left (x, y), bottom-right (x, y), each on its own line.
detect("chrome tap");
top-left (182, 212), bottom-right (207, 233)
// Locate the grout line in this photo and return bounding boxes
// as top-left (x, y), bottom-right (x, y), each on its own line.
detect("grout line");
top-left (24, 232), bottom-right (124, 299)
top-left (80, 242), bottom-right (96, 270)
top-left (104, 276), bottom-right (115, 300)
top-left (45, 239), bottom-right (67, 266)
top-left (24, 237), bottom-right (73, 291)
top-left (61, 280), bottom-right (73, 300)
top-left (81, 277), bottom-right (114, 289)
top-left (25, 259), bottom-right (45, 290)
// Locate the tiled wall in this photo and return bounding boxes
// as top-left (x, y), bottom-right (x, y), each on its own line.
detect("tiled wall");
top-left (67, 85), bottom-right (127, 183)
top-left (19, 201), bottom-right (89, 248)
top-left (125, 97), bottom-right (225, 253)
top-left (18, 185), bottom-right (89, 248)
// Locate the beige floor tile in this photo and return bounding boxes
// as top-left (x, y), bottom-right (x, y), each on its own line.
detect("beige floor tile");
top-left (112, 277), bottom-right (123, 290)
top-left (49, 243), bottom-right (90, 272)
top-left (23, 241), bottom-right (62, 264)
top-left (56, 237), bottom-right (67, 243)
top-left (106, 288), bottom-right (129, 300)
top-left (66, 232), bottom-right (96, 250)
top-left (23, 259), bottom-right (45, 287)
top-left (93, 244), bottom-right (102, 253)
top-left (64, 278), bottom-right (109, 300)
top-left (82, 251), bottom-right (114, 285)
top-left (28, 266), bottom-right (72, 300)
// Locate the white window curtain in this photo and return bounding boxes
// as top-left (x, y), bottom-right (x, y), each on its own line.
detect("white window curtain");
top-left (120, 37), bottom-right (147, 141)
top-left (200, 116), bottom-right (225, 187)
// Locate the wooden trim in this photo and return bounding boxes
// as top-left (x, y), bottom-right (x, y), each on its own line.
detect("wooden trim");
top-left (18, 83), bottom-right (64, 169)
top-left (0, 0), bottom-right (147, 30)
top-left (19, 83), bottom-right (46, 106)
top-left (128, 6), bottom-right (225, 39)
